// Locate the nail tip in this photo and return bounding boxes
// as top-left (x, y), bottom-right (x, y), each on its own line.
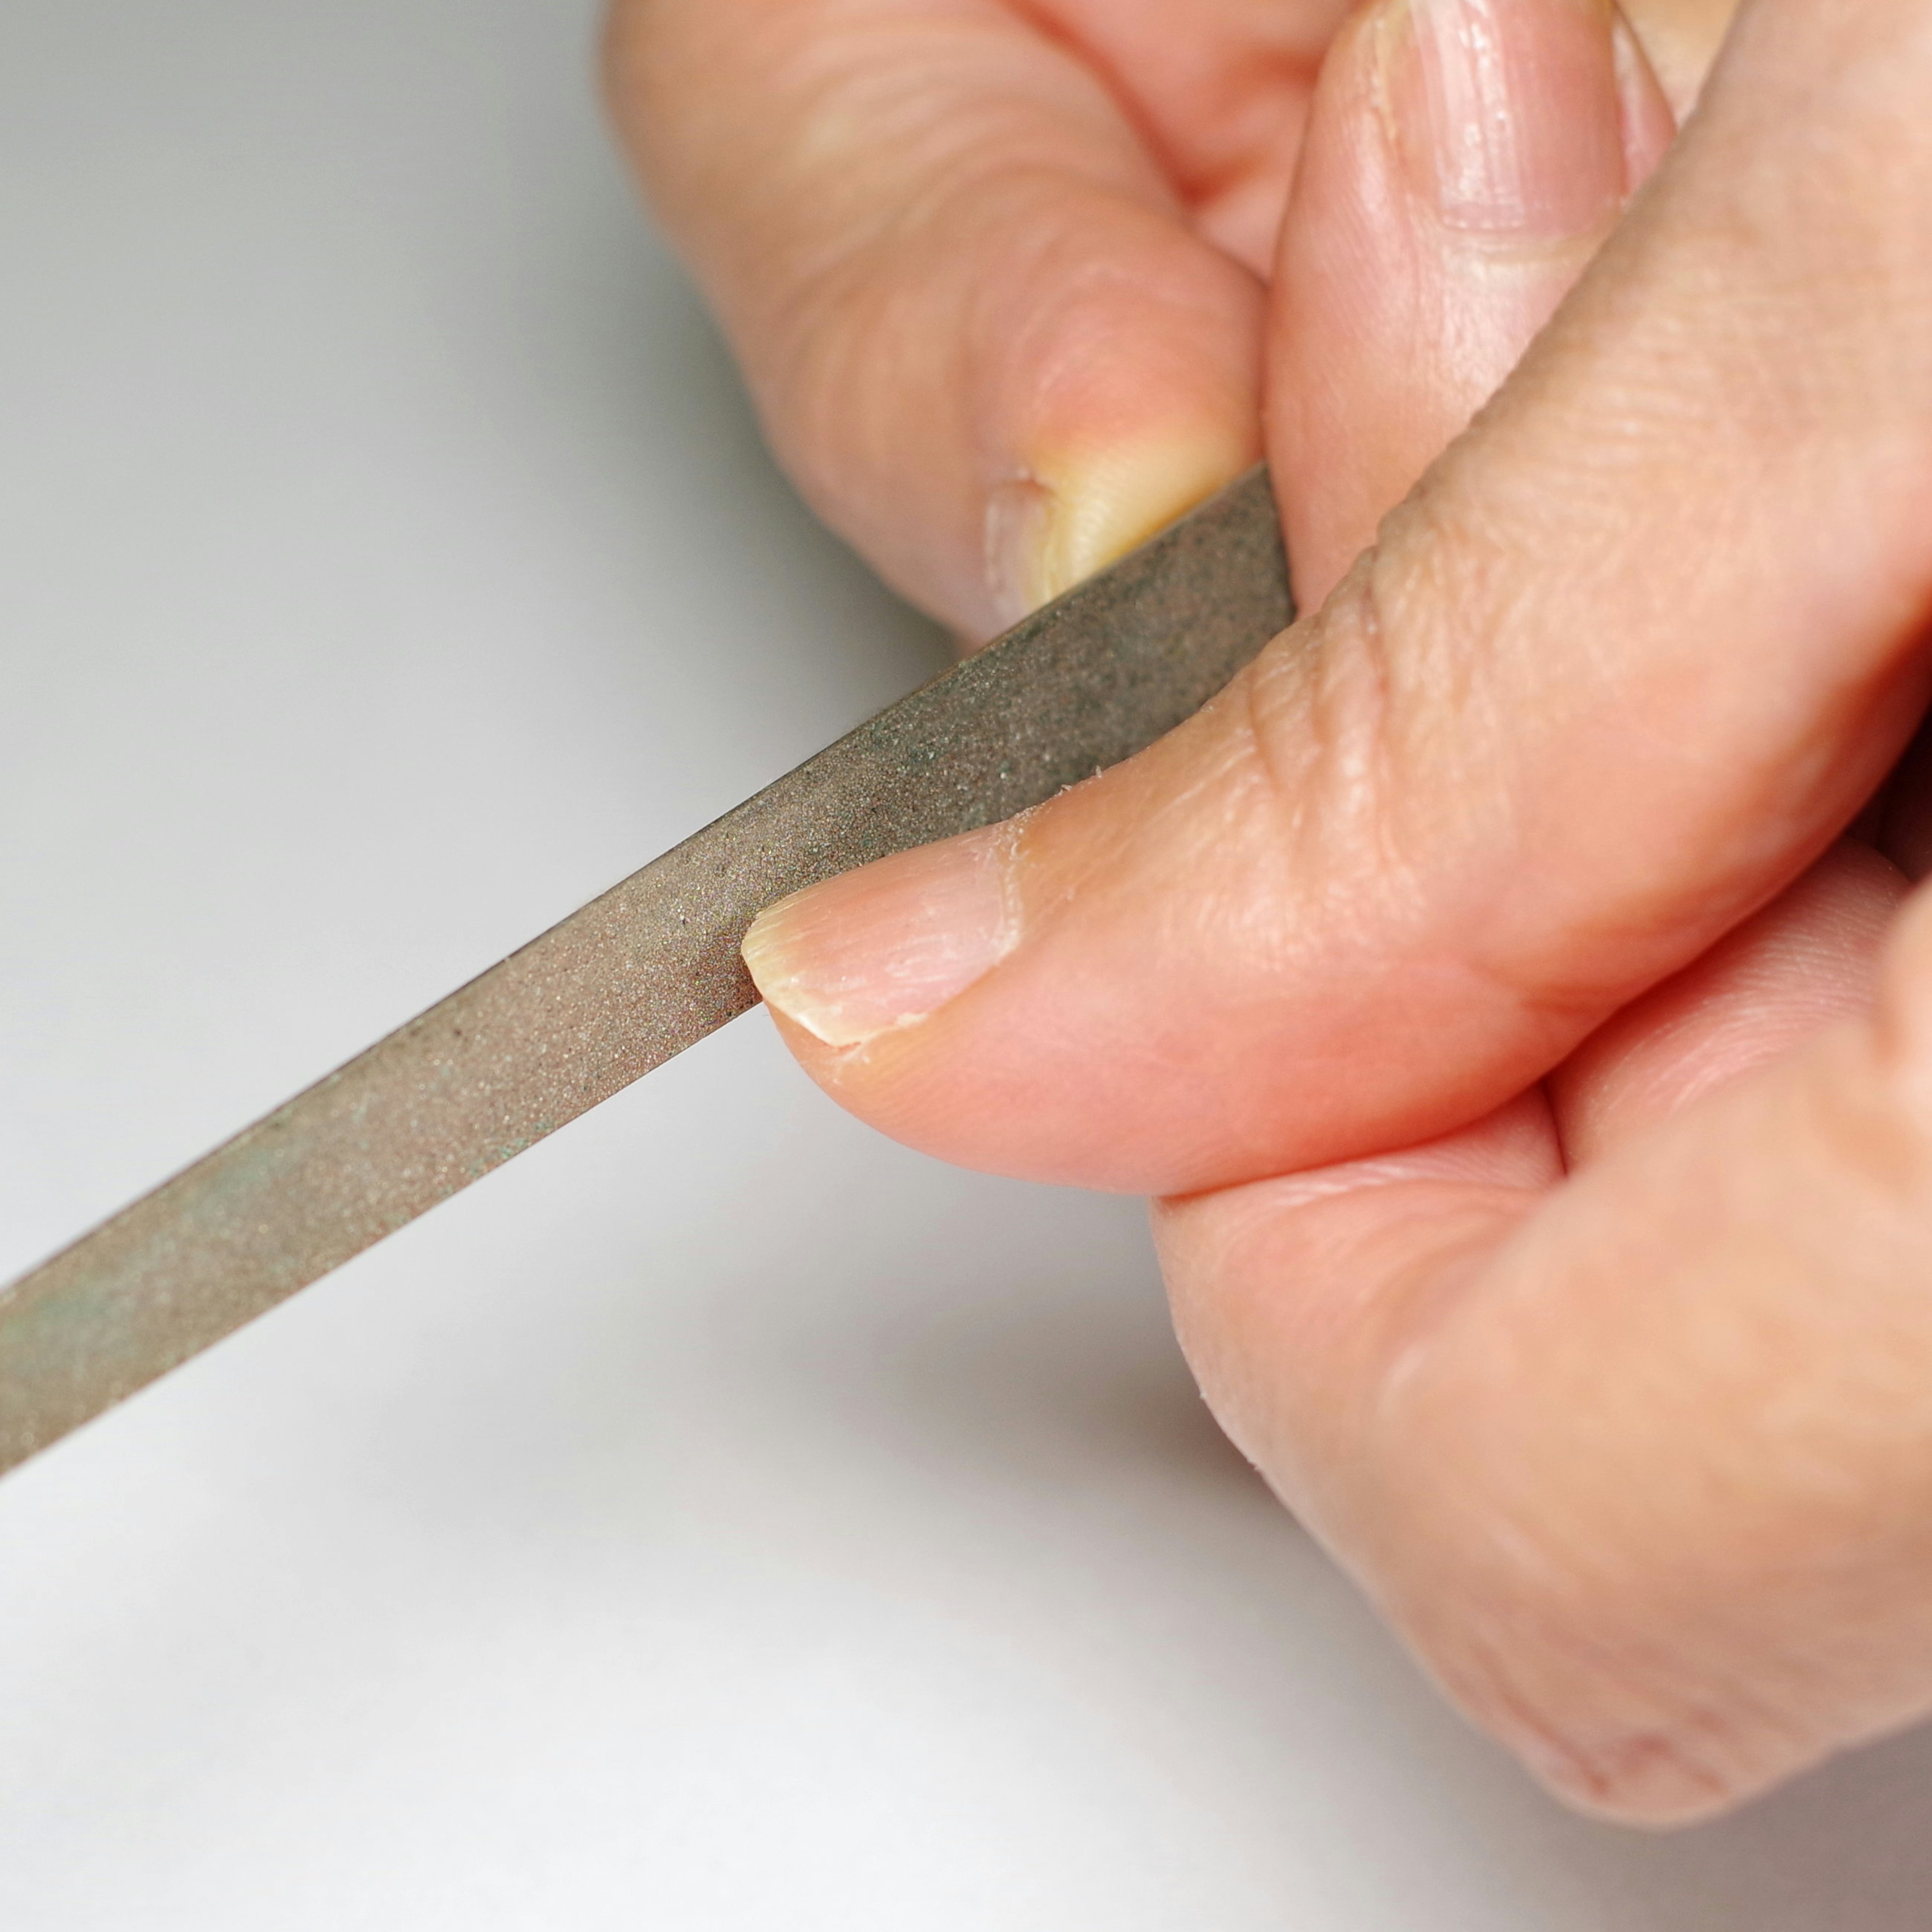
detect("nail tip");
top-left (742, 924), bottom-right (887, 1049)
top-left (742, 822), bottom-right (1021, 1054)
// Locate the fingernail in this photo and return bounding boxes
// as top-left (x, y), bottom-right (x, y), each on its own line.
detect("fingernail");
top-left (742, 822), bottom-right (1020, 1048)
top-left (1386, 0), bottom-right (1626, 238)
top-left (985, 430), bottom-right (1247, 629)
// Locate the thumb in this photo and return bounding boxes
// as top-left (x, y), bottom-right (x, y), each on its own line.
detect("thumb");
top-left (743, 0), bottom-right (1932, 1198)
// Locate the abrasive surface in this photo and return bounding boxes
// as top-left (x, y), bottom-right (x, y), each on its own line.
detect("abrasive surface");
top-left (0, 468), bottom-right (1292, 1474)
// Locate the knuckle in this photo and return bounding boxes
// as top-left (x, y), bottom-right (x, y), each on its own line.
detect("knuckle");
top-left (1234, 494), bottom-right (1571, 1015)
top-left (1358, 1111), bottom-right (1932, 1825)
top-left (1373, 1461), bottom-right (1792, 1825)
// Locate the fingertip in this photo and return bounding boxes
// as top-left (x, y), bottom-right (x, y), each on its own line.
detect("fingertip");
top-left (986, 422), bottom-right (1257, 630)
top-left (972, 208), bottom-right (1265, 631)
top-left (1269, 0), bottom-right (1674, 608)
top-left (742, 824), bottom-right (1021, 1049)
top-left (611, 0), bottom-right (1270, 641)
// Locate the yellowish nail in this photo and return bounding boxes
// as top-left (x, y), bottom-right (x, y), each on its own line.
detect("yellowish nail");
top-left (985, 430), bottom-right (1251, 628)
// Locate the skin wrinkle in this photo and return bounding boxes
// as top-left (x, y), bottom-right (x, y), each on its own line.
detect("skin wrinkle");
top-left (1383, 1174), bottom-right (1893, 1793)
top-left (610, 0), bottom-right (1298, 622)
top-left (609, 0), bottom-right (1742, 625)
top-left (1240, 585), bottom-right (1421, 919)
top-left (1554, 856), bottom-right (1902, 1159)
top-left (628, 14), bottom-right (1069, 281)
top-left (1266, 601), bottom-right (1592, 1120)
top-left (623, 0), bottom-right (1932, 1818)
top-left (611, 0), bottom-right (1280, 629)
top-left (1424, 1591), bottom-right (1741, 1816)
top-left (619, 1), bottom-right (1239, 613)
top-left (773, 159), bottom-right (1173, 399)
top-left (1105, 26), bottom-right (1916, 1105)
top-left (977, 235), bottom-right (1247, 427)
top-left (777, 151), bottom-right (1147, 346)
top-left (1007, 0), bottom-right (1341, 235)
top-left (1296, 535), bottom-right (1655, 1044)
top-left (1082, 641), bottom-right (1422, 1014)
top-left (1480, 1539), bottom-right (1900, 1817)
top-left (1385, 1505), bottom-right (1767, 1819)
top-left (1001, 0), bottom-right (1237, 215)
top-left (776, 171), bottom-right (1135, 445)
top-left (1360, 1035), bottom-right (1932, 1800)
top-left (1540, 1710), bottom-right (1744, 1819)
top-left (781, 181), bottom-right (1256, 618)
top-left (1365, 361), bottom-right (1926, 1020)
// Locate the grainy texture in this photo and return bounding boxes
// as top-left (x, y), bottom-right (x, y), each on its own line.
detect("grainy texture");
top-left (0, 467), bottom-right (1291, 1475)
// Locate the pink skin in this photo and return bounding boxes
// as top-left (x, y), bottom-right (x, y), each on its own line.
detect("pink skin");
top-left (744, 0), bottom-right (1898, 1205)
top-left (609, 0), bottom-right (1731, 638)
top-left (626, 0), bottom-right (1932, 1820)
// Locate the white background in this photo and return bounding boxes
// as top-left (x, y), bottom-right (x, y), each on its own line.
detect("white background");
top-left (3, 2), bottom-right (1929, 1924)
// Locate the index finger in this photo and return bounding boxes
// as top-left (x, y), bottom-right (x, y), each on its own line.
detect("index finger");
top-left (605, 0), bottom-right (1291, 635)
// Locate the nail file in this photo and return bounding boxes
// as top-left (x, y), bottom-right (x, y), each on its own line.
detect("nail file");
top-left (0, 466), bottom-right (1293, 1478)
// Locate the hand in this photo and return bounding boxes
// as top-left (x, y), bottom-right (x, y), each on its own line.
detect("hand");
top-left (710, 0), bottom-right (1932, 1826)
top-left (605, 0), bottom-right (1728, 636)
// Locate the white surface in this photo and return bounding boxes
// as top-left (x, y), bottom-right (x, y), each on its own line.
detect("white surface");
top-left (2, 3), bottom-right (1929, 1925)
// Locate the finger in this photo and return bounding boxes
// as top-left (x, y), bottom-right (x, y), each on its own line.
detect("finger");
top-left (1256, 0), bottom-right (1846, 1174)
top-left (604, 0), bottom-right (1273, 638)
top-left (1620, 0), bottom-right (1738, 115)
top-left (1163, 878), bottom-right (1932, 1823)
top-left (997, 0), bottom-right (1354, 276)
top-left (744, 0), bottom-right (1932, 1196)
top-left (1553, 837), bottom-right (1907, 1161)
top-left (1272, 0), bottom-right (1674, 606)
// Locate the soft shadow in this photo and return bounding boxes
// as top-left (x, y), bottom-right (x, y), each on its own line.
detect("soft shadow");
top-left (647, 1155), bottom-right (1932, 1932)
